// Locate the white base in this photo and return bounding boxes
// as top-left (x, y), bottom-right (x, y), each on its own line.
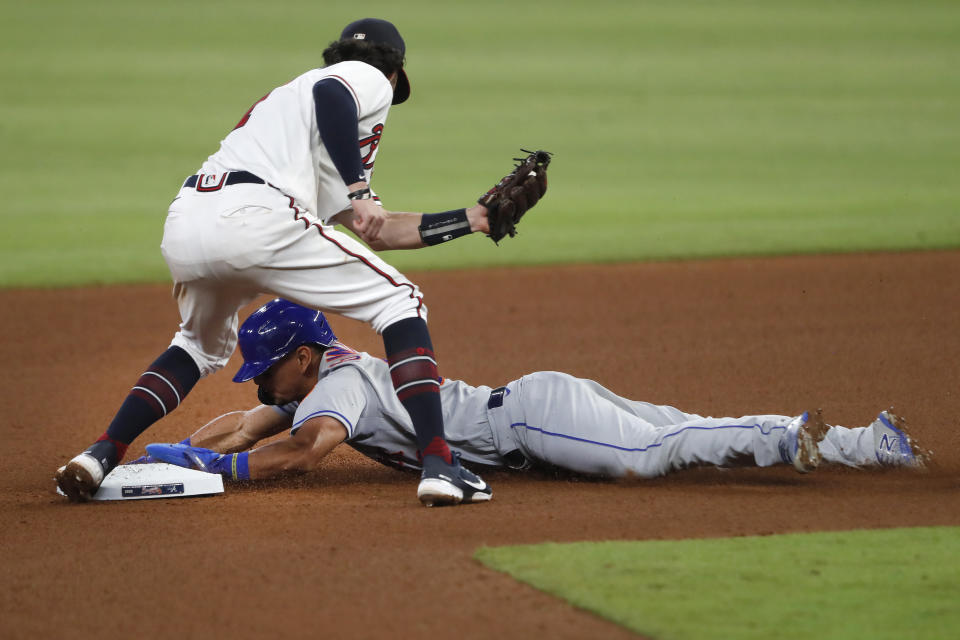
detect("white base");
top-left (57, 462), bottom-right (224, 501)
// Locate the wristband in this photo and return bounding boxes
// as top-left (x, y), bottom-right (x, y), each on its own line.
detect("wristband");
top-left (210, 451), bottom-right (251, 481)
top-left (419, 209), bottom-right (471, 246)
top-left (348, 187), bottom-right (372, 200)
top-left (230, 452), bottom-right (251, 481)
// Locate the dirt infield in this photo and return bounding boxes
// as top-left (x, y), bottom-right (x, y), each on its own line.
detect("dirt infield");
top-left (2, 251), bottom-right (959, 639)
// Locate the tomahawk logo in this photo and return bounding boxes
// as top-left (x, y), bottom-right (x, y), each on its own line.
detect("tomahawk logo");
top-left (359, 124), bottom-right (384, 170)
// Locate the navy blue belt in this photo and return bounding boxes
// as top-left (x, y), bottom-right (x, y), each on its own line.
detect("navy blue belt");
top-left (488, 386), bottom-right (507, 409)
top-left (183, 171), bottom-right (264, 191)
top-left (487, 386), bottom-right (528, 469)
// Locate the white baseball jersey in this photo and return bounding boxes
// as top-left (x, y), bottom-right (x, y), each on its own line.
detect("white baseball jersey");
top-left (201, 61), bottom-right (391, 223)
top-left (276, 345), bottom-right (880, 477)
top-left (161, 61), bottom-right (425, 377)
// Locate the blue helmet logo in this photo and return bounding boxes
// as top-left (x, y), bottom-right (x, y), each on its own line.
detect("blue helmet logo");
top-left (232, 299), bottom-right (337, 383)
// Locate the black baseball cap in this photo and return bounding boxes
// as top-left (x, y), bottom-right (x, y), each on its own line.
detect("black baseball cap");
top-left (340, 18), bottom-right (410, 105)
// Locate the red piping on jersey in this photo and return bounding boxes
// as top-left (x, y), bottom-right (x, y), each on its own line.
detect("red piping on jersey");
top-left (284, 197), bottom-right (425, 316)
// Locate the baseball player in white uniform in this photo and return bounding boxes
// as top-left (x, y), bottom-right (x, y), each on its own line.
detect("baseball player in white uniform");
top-left (144, 300), bottom-right (926, 500)
top-left (56, 19), bottom-right (507, 506)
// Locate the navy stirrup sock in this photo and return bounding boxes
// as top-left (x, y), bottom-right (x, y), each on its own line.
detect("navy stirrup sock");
top-left (382, 318), bottom-right (452, 464)
top-left (92, 346), bottom-right (201, 468)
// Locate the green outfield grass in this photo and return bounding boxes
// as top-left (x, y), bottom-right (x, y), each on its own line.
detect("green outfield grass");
top-left (476, 527), bottom-right (960, 640)
top-left (1, 0), bottom-right (958, 286)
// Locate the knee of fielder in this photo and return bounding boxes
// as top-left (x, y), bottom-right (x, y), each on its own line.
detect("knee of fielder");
top-left (370, 303), bottom-right (428, 335)
top-left (363, 277), bottom-right (428, 334)
top-left (169, 333), bottom-right (231, 378)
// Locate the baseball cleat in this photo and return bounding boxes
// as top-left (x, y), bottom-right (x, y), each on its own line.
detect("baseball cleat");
top-left (781, 409), bottom-right (829, 473)
top-left (417, 452), bottom-right (492, 507)
top-left (55, 453), bottom-right (106, 502)
top-left (872, 410), bottom-right (928, 467)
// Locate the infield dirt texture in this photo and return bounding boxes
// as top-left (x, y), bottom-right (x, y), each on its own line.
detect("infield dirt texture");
top-left (2, 251), bottom-right (959, 639)
top-left (3, 0), bottom-right (959, 636)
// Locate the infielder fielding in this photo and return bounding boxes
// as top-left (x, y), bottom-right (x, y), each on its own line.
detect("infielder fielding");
top-left (144, 300), bottom-right (926, 499)
top-left (56, 18), bottom-right (550, 506)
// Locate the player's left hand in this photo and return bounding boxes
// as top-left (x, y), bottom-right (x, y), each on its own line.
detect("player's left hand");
top-left (466, 204), bottom-right (491, 235)
top-left (124, 438), bottom-right (191, 465)
top-left (350, 198), bottom-right (386, 243)
top-left (479, 149), bottom-right (552, 244)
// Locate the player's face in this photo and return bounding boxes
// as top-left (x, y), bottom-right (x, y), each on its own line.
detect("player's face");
top-left (253, 352), bottom-right (306, 405)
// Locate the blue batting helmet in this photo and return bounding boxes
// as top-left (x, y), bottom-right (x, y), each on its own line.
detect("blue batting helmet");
top-left (233, 299), bottom-right (337, 383)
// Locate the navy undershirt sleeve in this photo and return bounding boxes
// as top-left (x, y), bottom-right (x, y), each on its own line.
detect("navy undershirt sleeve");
top-left (312, 79), bottom-right (366, 185)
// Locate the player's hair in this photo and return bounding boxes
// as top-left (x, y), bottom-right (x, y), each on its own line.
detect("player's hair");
top-left (322, 39), bottom-right (404, 78)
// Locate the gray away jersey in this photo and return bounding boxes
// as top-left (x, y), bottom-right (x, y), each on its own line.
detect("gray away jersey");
top-left (274, 346), bottom-right (887, 479)
top-left (280, 344), bottom-right (501, 470)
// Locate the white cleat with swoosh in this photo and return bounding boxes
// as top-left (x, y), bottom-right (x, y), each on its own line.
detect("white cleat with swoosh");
top-left (418, 452), bottom-right (492, 507)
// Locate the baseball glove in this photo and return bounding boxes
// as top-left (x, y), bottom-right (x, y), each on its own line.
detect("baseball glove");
top-left (479, 149), bottom-right (552, 244)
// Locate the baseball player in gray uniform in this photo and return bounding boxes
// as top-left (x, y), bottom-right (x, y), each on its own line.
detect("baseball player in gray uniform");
top-left (144, 300), bottom-right (926, 501)
top-left (56, 19), bottom-right (542, 506)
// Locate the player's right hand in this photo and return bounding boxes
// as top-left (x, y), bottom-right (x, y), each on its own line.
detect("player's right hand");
top-left (351, 198), bottom-right (386, 243)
